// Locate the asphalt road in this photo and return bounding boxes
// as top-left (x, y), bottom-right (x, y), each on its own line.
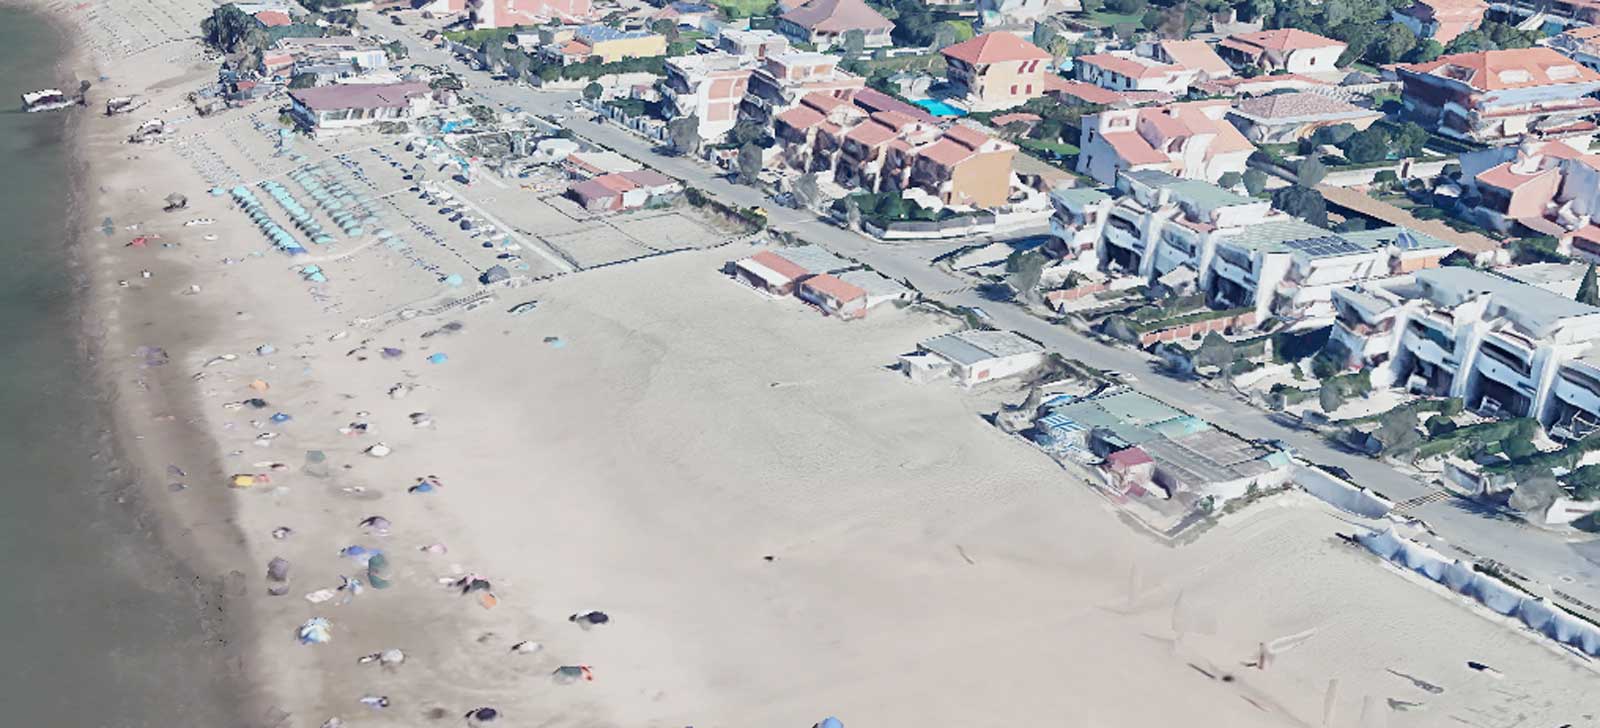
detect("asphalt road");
top-left (380, 20), bottom-right (1600, 608)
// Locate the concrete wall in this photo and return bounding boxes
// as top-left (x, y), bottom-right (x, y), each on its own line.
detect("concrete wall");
top-left (1294, 465), bottom-right (1394, 518)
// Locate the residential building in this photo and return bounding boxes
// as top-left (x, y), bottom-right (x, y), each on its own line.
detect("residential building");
top-left (728, 244), bottom-right (854, 295)
top-left (1330, 267), bottom-right (1600, 431)
top-left (423, 0), bottom-right (593, 28)
top-left (562, 150), bottom-right (644, 178)
top-left (740, 51), bottom-right (864, 125)
top-left (1392, 0), bottom-right (1487, 45)
top-left (1225, 92), bottom-right (1383, 143)
top-left (1458, 139), bottom-right (1600, 235)
top-left (901, 329), bottom-right (1047, 386)
top-left (286, 82), bottom-right (441, 133)
top-left (1076, 100), bottom-right (1255, 185)
top-left (834, 110), bottom-right (940, 192)
top-left (1550, 26), bottom-right (1600, 72)
top-left (1398, 48), bottom-right (1600, 146)
top-left (1150, 39), bottom-right (1233, 81)
top-left (1074, 53), bottom-right (1197, 95)
top-left (1047, 186), bottom-right (1114, 271)
top-left (939, 32), bottom-right (1054, 112)
top-left (978, 0), bottom-right (1072, 28)
top-left (651, 1), bottom-right (716, 29)
top-left (1045, 79), bottom-right (1173, 108)
top-left (660, 53), bottom-right (754, 141)
top-left (1097, 170), bottom-right (1454, 323)
top-left (1192, 73), bottom-right (1332, 97)
top-left (543, 25), bottom-right (668, 64)
top-left (773, 91), bottom-right (868, 171)
top-left (567, 170), bottom-right (681, 212)
top-left (775, 0), bottom-right (894, 51)
top-left (718, 28), bottom-right (790, 59)
top-left (1218, 29), bottom-right (1346, 76)
top-left (892, 124), bottom-right (1019, 208)
top-left (276, 36), bottom-right (391, 73)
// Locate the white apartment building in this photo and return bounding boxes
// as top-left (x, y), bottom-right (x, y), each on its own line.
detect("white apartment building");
top-left (660, 52), bottom-right (754, 141)
top-left (1079, 170), bottom-right (1455, 324)
top-left (1331, 266), bottom-right (1600, 433)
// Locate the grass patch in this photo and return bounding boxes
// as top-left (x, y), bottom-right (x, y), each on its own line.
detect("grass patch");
top-left (710, 0), bottom-right (776, 18)
top-left (1085, 9), bottom-right (1144, 26)
top-left (443, 27), bottom-right (519, 45)
top-left (1019, 139), bottom-right (1080, 156)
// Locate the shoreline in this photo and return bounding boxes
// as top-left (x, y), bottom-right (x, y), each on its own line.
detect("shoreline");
top-left (18, 1), bottom-right (1600, 724)
top-left (35, 1), bottom-right (268, 724)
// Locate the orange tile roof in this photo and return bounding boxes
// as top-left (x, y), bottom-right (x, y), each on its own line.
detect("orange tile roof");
top-left (592, 173), bottom-right (639, 193)
top-left (940, 32), bottom-right (1051, 65)
top-left (749, 250), bottom-right (810, 279)
top-left (775, 104), bottom-right (825, 130)
top-left (845, 119), bottom-right (897, 146)
top-left (1046, 78), bottom-right (1172, 106)
top-left (254, 9), bottom-right (292, 26)
top-left (942, 123), bottom-right (992, 150)
top-left (802, 273), bottom-right (867, 302)
top-left (1077, 53), bottom-right (1178, 80)
top-left (1159, 39), bottom-right (1230, 76)
top-left (917, 138), bottom-right (977, 167)
top-left (1226, 28), bottom-right (1345, 52)
top-left (1101, 132), bottom-right (1167, 165)
top-left (1402, 47), bottom-right (1600, 91)
top-left (779, 0), bottom-right (892, 33)
top-left (1474, 161), bottom-right (1559, 191)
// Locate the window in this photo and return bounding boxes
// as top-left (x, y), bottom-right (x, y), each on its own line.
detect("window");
top-left (1018, 61), bottom-right (1029, 72)
top-left (1025, 84), bottom-right (1032, 94)
top-left (1010, 84), bottom-right (1019, 94)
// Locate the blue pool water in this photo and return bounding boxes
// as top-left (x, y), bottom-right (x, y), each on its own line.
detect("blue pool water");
top-left (912, 99), bottom-right (967, 117)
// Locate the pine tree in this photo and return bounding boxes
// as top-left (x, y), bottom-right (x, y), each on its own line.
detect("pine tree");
top-left (1579, 263), bottom-right (1600, 306)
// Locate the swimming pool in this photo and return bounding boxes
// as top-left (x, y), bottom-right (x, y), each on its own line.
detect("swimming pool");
top-left (912, 98), bottom-right (967, 117)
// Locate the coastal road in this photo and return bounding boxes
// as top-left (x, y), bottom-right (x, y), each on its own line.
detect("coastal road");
top-left (380, 20), bottom-right (1600, 608)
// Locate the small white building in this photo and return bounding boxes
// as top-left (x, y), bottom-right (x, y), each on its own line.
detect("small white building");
top-left (287, 82), bottom-right (441, 133)
top-left (903, 329), bottom-right (1046, 387)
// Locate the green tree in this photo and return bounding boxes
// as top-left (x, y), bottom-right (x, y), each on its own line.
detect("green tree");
top-left (1393, 121), bottom-right (1429, 157)
top-left (1367, 24), bottom-right (1417, 64)
top-left (200, 4), bottom-right (256, 52)
top-left (1243, 168), bottom-right (1268, 196)
top-left (1106, 0), bottom-right (1147, 13)
top-left (1579, 263), bottom-right (1600, 306)
top-left (728, 118), bottom-right (766, 147)
top-left (650, 19), bottom-right (681, 43)
top-left (841, 29), bottom-right (866, 57)
top-left (288, 72), bottom-right (318, 89)
top-left (667, 114), bottom-right (700, 156)
top-left (582, 81), bottom-right (602, 101)
top-left (1296, 157), bottom-right (1327, 186)
top-left (1195, 332), bottom-right (1236, 371)
top-left (736, 142), bottom-right (762, 186)
top-left (1272, 185), bottom-right (1328, 227)
top-left (1408, 39), bottom-right (1443, 63)
top-left (1218, 171), bottom-right (1243, 189)
top-left (1341, 126), bottom-right (1390, 164)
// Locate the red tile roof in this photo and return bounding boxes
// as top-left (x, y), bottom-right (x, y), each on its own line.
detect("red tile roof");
top-left (619, 169), bottom-right (677, 188)
top-left (775, 104), bottom-right (825, 130)
top-left (254, 9), bottom-right (292, 26)
top-left (917, 138), bottom-right (976, 167)
top-left (779, 0), bottom-right (892, 33)
top-left (593, 173), bottom-right (640, 193)
top-left (1226, 28), bottom-right (1345, 52)
top-left (750, 250), bottom-right (810, 279)
top-left (1078, 53), bottom-right (1179, 80)
top-left (940, 32), bottom-right (1051, 66)
top-left (1158, 39), bottom-right (1231, 76)
top-left (1101, 131), bottom-right (1168, 165)
top-left (1105, 447), bottom-right (1154, 469)
top-left (802, 273), bottom-right (867, 302)
top-left (942, 123), bottom-right (992, 150)
top-left (845, 119), bottom-right (897, 146)
top-left (1474, 161), bottom-right (1559, 191)
top-left (1402, 47), bottom-right (1600, 91)
top-left (1046, 78), bottom-right (1173, 106)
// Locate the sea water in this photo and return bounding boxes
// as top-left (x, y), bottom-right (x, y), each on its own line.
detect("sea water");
top-left (0, 8), bottom-right (241, 726)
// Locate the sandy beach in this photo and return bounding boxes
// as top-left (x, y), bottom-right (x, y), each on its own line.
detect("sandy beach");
top-left (46, 0), bottom-right (1600, 726)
